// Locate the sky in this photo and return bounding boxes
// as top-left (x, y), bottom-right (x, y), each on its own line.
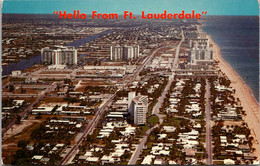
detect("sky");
top-left (1, 0), bottom-right (259, 16)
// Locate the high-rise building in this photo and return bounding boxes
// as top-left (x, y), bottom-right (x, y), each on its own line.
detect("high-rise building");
top-left (110, 45), bottom-right (139, 61)
top-left (133, 45), bottom-right (140, 59)
top-left (187, 32), bottom-right (213, 66)
top-left (128, 92), bottom-right (148, 125)
top-left (128, 91), bottom-right (136, 108)
top-left (187, 32), bottom-right (209, 49)
top-left (123, 46), bottom-right (134, 60)
top-left (110, 46), bottom-right (123, 61)
top-left (41, 46), bottom-right (77, 65)
top-left (188, 48), bottom-right (213, 65)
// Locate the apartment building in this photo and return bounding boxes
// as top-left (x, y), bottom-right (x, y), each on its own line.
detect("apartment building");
top-left (110, 45), bottom-right (139, 61)
top-left (41, 46), bottom-right (77, 65)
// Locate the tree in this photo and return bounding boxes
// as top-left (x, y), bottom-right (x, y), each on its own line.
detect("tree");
top-left (15, 115), bottom-right (22, 124)
top-left (64, 78), bottom-right (71, 84)
top-left (9, 84), bottom-right (15, 92)
top-left (20, 87), bottom-right (26, 94)
top-left (36, 113), bottom-right (42, 119)
top-left (17, 140), bottom-right (30, 148)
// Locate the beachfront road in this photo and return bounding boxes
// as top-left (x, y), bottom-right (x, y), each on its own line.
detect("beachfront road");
top-left (205, 79), bottom-right (213, 165)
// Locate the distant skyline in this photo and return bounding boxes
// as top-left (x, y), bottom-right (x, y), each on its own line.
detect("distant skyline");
top-left (2, 0), bottom-right (259, 16)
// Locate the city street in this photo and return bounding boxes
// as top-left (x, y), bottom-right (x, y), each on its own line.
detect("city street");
top-left (205, 79), bottom-right (213, 165)
top-left (61, 45), bottom-right (166, 165)
top-left (128, 29), bottom-right (184, 165)
top-left (2, 6), bottom-right (259, 165)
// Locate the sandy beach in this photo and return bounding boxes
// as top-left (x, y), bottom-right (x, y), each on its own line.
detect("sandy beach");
top-left (207, 34), bottom-right (260, 159)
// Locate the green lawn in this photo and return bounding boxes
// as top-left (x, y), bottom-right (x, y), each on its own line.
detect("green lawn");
top-left (138, 124), bottom-right (150, 136)
top-left (213, 161), bottom-right (224, 165)
top-left (162, 117), bottom-right (183, 126)
top-left (147, 115), bottom-right (159, 126)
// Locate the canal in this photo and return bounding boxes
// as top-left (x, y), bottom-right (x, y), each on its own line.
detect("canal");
top-left (2, 29), bottom-right (113, 76)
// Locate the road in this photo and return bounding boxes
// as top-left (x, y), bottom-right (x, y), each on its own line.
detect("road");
top-left (128, 123), bottom-right (159, 165)
top-left (205, 79), bottom-right (213, 165)
top-left (2, 94), bottom-right (40, 98)
top-left (60, 46), bottom-right (166, 165)
top-left (152, 29), bottom-right (184, 116)
top-left (2, 82), bottom-right (57, 134)
top-left (128, 29), bottom-right (184, 165)
top-left (74, 80), bottom-right (82, 90)
top-left (174, 115), bottom-right (196, 123)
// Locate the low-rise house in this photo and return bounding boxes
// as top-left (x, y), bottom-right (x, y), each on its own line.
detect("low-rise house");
top-left (162, 126), bottom-right (176, 133)
top-left (31, 107), bottom-right (54, 115)
top-left (86, 157), bottom-right (99, 163)
top-left (238, 144), bottom-right (250, 152)
top-left (224, 159), bottom-right (235, 165)
top-left (154, 159), bottom-right (163, 165)
top-left (158, 134), bottom-right (167, 140)
top-left (184, 148), bottom-right (197, 157)
top-left (243, 153), bottom-right (256, 160)
top-left (101, 155), bottom-right (115, 165)
top-left (79, 156), bottom-right (87, 161)
top-left (32, 155), bottom-right (44, 164)
top-left (40, 158), bottom-right (50, 165)
top-left (141, 155), bottom-right (155, 165)
top-left (169, 160), bottom-right (177, 165)
top-left (84, 151), bottom-right (93, 157)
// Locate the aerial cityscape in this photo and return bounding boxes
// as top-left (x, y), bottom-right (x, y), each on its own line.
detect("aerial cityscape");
top-left (1, 1), bottom-right (259, 165)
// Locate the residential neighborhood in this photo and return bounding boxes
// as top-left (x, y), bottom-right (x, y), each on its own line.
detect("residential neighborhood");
top-left (1, 6), bottom-right (259, 166)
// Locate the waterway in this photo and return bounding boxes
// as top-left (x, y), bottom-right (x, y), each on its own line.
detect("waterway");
top-left (2, 29), bottom-right (113, 76)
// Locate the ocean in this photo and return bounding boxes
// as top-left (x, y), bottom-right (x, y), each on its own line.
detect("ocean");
top-left (201, 16), bottom-right (259, 101)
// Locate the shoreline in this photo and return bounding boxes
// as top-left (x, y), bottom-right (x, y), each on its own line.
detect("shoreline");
top-left (210, 37), bottom-right (259, 105)
top-left (211, 36), bottom-right (260, 159)
top-left (199, 24), bottom-right (259, 104)
top-left (198, 25), bottom-right (259, 159)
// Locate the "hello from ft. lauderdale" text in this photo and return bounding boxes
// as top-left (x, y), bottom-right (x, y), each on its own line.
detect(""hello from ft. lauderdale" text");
top-left (53, 10), bottom-right (207, 20)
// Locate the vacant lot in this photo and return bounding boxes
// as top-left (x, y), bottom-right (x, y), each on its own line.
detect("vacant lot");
top-left (2, 120), bottom-right (42, 164)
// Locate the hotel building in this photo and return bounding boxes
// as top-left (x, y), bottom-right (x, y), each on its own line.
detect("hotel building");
top-left (187, 32), bottom-right (214, 69)
top-left (128, 92), bottom-right (148, 125)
